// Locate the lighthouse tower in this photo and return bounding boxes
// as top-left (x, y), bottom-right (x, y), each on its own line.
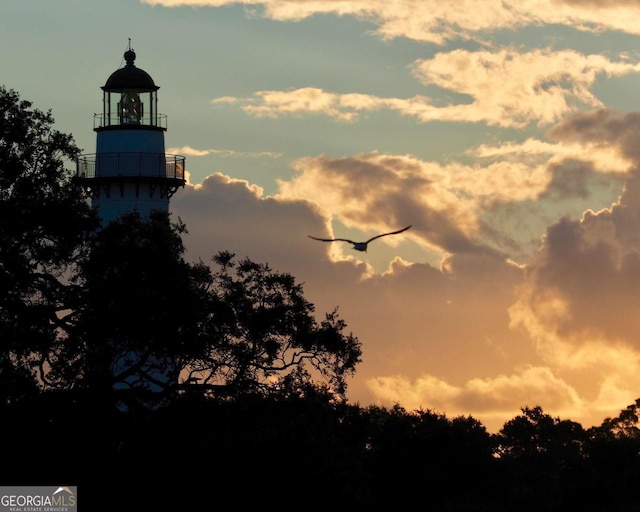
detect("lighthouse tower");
top-left (76, 44), bottom-right (186, 409)
top-left (77, 43), bottom-right (185, 224)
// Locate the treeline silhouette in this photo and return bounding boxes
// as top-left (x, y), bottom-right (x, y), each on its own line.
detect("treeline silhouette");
top-left (4, 391), bottom-right (640, 511)
top-left (3, 85), bottom-right (640, 511)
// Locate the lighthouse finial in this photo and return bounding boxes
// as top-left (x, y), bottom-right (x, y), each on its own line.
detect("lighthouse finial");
top-left (124, 38), bottom-right (136, 66)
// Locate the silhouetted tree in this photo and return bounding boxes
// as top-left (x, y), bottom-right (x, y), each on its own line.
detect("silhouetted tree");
top-left (361, 404), bottom-right (497, 510)
top-left (73, 211), bottom-right (211, 408)
top-left (494, 405), bottom-right (588, 511)
top-left (182, 250), bottom-right (362, 400)
top-left (584, 399), bottom-right (640, 510)
top-left (72, 216), bottom-right (362, 408)
top-left (496, 405), bottom-right (585, 458)
top-left (0, 86), bottom-right (97, 401)
top-left (598, 398), bottom-right (640, 438)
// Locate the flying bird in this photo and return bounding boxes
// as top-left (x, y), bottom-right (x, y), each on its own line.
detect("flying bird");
top-left (308, 225), bottom-right (412, 252)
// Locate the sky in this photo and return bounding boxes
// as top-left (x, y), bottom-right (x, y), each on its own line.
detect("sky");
top-left (6, 0), bottom-right (640, 432)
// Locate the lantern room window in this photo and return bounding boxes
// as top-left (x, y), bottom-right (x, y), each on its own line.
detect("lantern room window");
top-left (120, 90), bottom-right (142, 124)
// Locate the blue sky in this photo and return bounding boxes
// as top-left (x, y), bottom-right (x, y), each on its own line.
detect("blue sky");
top-left (7, 0), bottom-right (640, 431)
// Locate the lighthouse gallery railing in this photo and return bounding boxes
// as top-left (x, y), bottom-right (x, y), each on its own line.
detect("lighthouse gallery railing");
top-left (77, 153), bottom-right (185, 181)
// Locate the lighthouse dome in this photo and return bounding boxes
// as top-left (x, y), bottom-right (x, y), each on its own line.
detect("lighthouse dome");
top-left (102, 49), bottom-right (159, 92)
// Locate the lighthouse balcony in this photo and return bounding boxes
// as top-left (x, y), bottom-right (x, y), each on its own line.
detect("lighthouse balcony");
top-left (77, 152), bottom-right (185, 181)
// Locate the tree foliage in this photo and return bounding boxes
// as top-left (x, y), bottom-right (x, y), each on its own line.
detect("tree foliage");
top-left (73, 214), bottom-right (362, 406)
top-left (73, 211), bottom-right (211, 405)
top-left (0, 86), bottom-right (97, 401)
top-left (176, 250), bottom-right (362, 400)
top-left (63, 214), bottom-right (358, 407)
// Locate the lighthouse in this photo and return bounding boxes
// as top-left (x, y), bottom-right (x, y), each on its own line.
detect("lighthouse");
top-left (76, 44), bottom-right (186, 409)
top-left (77, 43), bottom-right (185, 224)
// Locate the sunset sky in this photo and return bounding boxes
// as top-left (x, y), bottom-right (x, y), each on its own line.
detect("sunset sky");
top-left (7, 0), bottom-right (640, 432)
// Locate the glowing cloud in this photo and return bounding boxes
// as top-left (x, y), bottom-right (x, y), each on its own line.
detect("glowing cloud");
top-left (366, 366), bottom-right (586, 431)
top-left (142, 0), bottom-right (640, 44)
top-left (168, 146), bottom-right (281, 158)
top-left (212, 49), bottom-right (640, 129)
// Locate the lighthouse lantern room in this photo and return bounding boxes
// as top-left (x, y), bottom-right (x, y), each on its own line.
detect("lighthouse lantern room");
top-left (77, 43), bottom-right (186, 225)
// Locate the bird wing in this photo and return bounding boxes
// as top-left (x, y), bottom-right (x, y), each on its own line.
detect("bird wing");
top-left (364, 225), bottom-right (412, 244)
top-left (308, 235), bottom-right (357, 244)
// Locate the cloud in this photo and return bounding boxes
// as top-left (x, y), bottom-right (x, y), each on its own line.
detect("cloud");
top-left (212, 49), bottom-right (640, 129)
top-left (168, 145), bottom-right (213, 157)
top-left (167, 107), bottom-right (640, 433)
top-left (548, 109), bottom-right (640, 165)
top-left (280, 153), bottom-right (490, 254)
top-left (497, 112), bottom-right (640, 430)
top-left (367, 366), bottom-right (585, 422)
top-left (510, 179), bottom-right (640, 348)
top-left (471, 137), bottom-right (631, 175)
top-left (510, 111), bottom-right (640, 353)
top-left (168, 145), bottom-right (281, 159)
top-left (171, 172), bottom-right (343, 279)
top-left (239, 88), bottom-right (368, 122)
top-left (142, 0), bottom-right (640, 44)
top-left (277, 151), bottom-right (553, 259)
top-left (366, 350), bottom-right (640, 432)
top-left (169, 163), bottom-right (640, 433)
top-left (411, 48), bottom-right (640, 128)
